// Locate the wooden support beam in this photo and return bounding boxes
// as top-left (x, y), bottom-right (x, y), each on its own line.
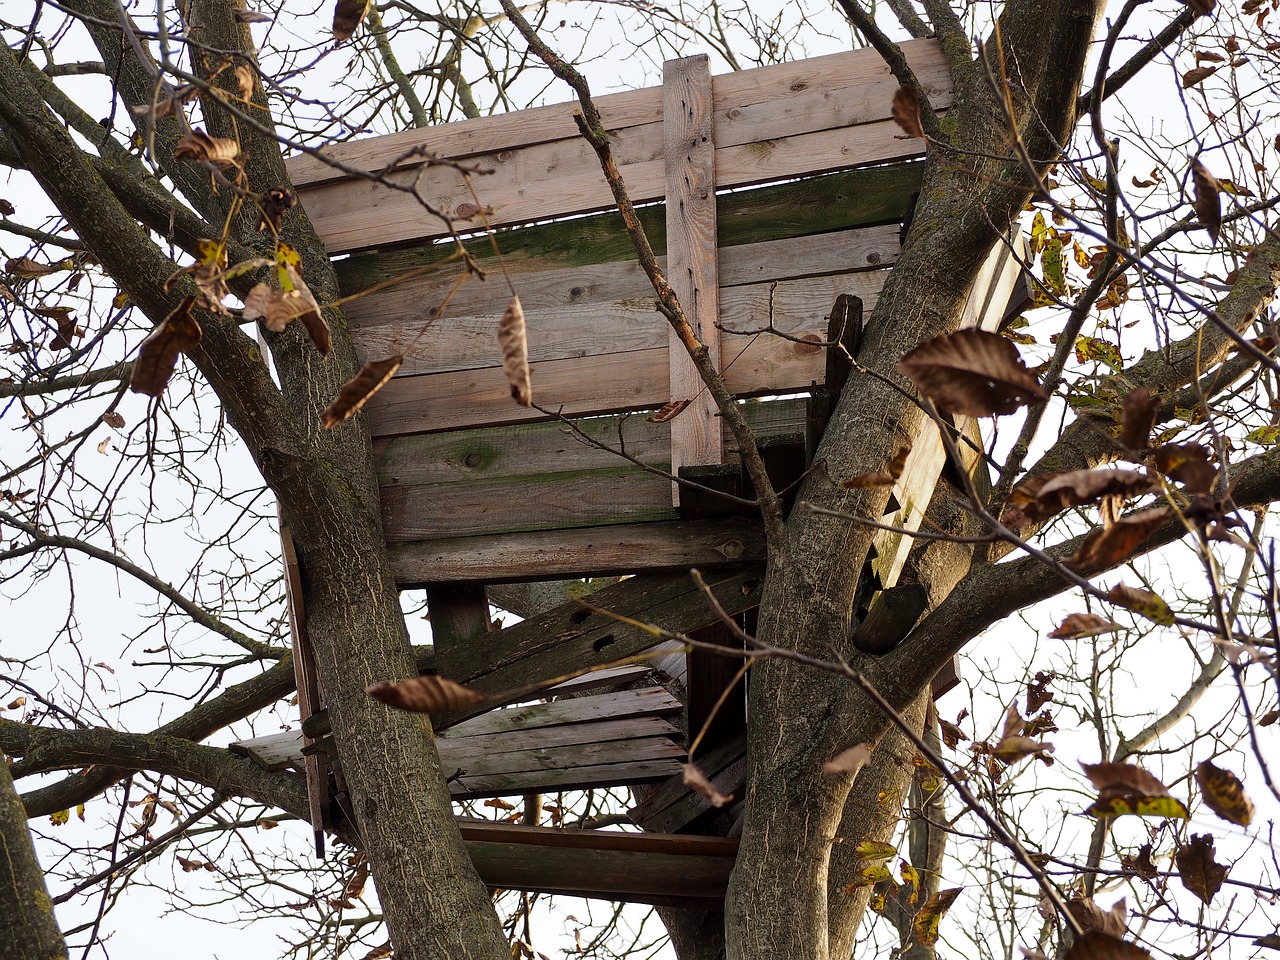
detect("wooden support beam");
top-left (425, 583), bottom-right (491, 649)
top-left (664, 54), bottom-right (723, 502)
top-left (459, 823), bottom-right (736, 907)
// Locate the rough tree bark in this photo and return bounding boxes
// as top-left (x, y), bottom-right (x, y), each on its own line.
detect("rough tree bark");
top-left (0, 755), bottom-right (68, 960)
top-left (724, 3), bottom-right (1107, 957)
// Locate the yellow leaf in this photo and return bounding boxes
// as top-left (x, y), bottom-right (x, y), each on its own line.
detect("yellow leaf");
top-left (1246, 425), bottom-right (1280, 447)
top-left (1042, 237), bottom-right (1067, 294)
top-left (50, 809), bottom-right (70, 826)
top-left (914, 888), bottom-right (962, 946)
top-left (1074, 336), bottom-right (1122, 368)
top-left (76, 803), bottom-right (86, 821)
top-left (1085, 795), bottom-right (1190, 819)
top-left (853, 840), bottom-right (897, 862)
top-left (900, 861), bottom-right (921, 905)
top-left (275, 242), bottom-right (302, 290)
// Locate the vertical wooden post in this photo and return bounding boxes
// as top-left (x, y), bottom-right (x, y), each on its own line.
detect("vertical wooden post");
top-left (663, 55), bottom-right (722, 505)
top-left (426, 584), bottom-right (492, 650)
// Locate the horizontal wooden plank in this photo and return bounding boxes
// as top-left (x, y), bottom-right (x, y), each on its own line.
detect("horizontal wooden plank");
top-left (544, 664), bottom-right (654, 695)
top-left (347, 228), bottom-right (899, 376)
top-left (464, 829), bottom-right (734, 906)
top-left (298, 115), bottom-right (929, 254)
top-left (443, 687), bottom-right (683, 739)
top-left (389, 518), bottom-right (766, 584)
top-left (442, 735), bottom-right (685, 781)
top-left (457, 821), bottom-right (737, 858)
top-left (333, 164), bottom-right (919, 299)
top-left (230, 713), bottom-right (682, 773)
top-left (448, 758), bottom-right (683, 801)
top-left (288, 38), bottom-right (947, 191)
top-left (365, 270), bottom-right (884, 437)
top-left (373, 396), bottom-right (807, 488)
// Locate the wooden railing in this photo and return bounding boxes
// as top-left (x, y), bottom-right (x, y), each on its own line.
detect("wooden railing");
top-left (288, 40), bottom-right (1022, 585)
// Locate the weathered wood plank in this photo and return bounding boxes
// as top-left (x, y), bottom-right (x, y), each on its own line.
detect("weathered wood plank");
top-left (333, 165), bottom-right (917, 301)
top-left (365, 271), bottom-right (885, 437)
top-left (462, 826), bottom-right (735, 906)
top-left (425, 567), bottom-right (764, 719)
top-left (447, 759), bottom-right (684, 801)
top-left (288, 38), bottom-right (949, 191)
top-left (388, 519), bottom-right (765, 584)
top-left (295, 117), bottom-right (930, 254)
top-left (353, 251), bottom-right (889, 382)
top-left (442, 687), bottom-right (683, 739)
top-left (664, 55), bottom-right (723, 493)
top-left (869, 238), bottom-right (1025, 588)
top-left (442, 735), bottom-right (685, 781)
top-left (540, 664), bottom-right (654, 695)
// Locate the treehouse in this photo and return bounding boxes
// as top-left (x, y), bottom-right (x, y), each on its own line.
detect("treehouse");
top-left (230, 39), bottom-right (1029, 907)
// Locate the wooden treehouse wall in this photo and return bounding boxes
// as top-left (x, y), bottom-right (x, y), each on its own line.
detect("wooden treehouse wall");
top-left (241, 40), bottom-right (1030, 905)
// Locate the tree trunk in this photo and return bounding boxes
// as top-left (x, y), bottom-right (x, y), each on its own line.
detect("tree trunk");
top-left (724, 5), bottom-right (1105, 957)
top-left (0, 759), bottom-right (68, 960)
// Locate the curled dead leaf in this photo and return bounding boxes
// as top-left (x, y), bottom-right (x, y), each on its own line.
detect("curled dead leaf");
top-left (333, 0), bottom-right (372, 40)
top-left (1067, 506), bottom-right (1171, 571)
top-left (1064, 931), bottom-right (1152, 960)
top-left (821, 742), bottom-right (873, 776)
top-left (682, 762), bottom-right (732, 808)
top-left (891, 86), bottom-right (924, 138)
top-left (1182, 65), bottom-right (1217, 88)
top-left (102, 412), bottom-right (126, 429)
top-left (256, 186), bottom-right (297, 235)
top-left (7, 256), bottom-right (57, 278)
top-left (1176, 833), bottom-right (1228, 904)
top-left (647, 399), bottom-right (691, 423)
top-left (992, 703), bottom-right (1054, 764)
top-left (1065, 897), bottom-right (1127, 938)
top-left (365, 674), bottom-right (487, 713)
top-left (1082, 761), bottom-right (1189, 819)
top-left (129, 297), bottom-right (202, 397)
top-left (1105, 583), bottom-right (1175, 626)
top-left (321, 355), bottom-right (403, 428)
top-left (1048, 612), bottom-right (1120, 640)
top-left (897, 329), bottom-right (1046, 417)
top-left (1151, 443), bottom-right (1216, 494)
top-left (1118, 387), bottom-right (1159, 451)
top-left (499, 295), bottom-right (532, 407)
top-left (1189, 157), bottom-right (1221, 246)
top-left (843, 445), bottom-right (911, 488)
top-left (1194, 760), bottom-right (1254, 827)
top-left (173, 128), bottom-right (240, 166)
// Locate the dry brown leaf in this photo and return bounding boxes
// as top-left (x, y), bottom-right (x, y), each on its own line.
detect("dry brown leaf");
top-left (1190, 157), bottom-right (1221, 245)
top-left (1182, 65), bottom-right (1218, 87)
top-left (0, 199), bottom-right (14, 216)
top-left (1082, 761), bottom-right (1188, 819)
top-left (992, 703), bottom-right (1054, 764)
top-left (1065, 898), bottom-right (1127, 938)
top-left (39, 307), bottom-right (84, 351)
top-left (499, 295), bottom-right (531, 406)
top-left (1183, 0), bottom-right (1216, 15)
top-left (843, 444), bottom-right (911, 488)
top-left (1118, 387), bottom-right (1159, 451)
top-left (234, 8), bottom-right (274, 22)
top-left (1121, 843), bottom-right (1158, 879)
top-left (102, 412), bottom-right (126, 429)
top-left (1105, 583), bottom-right (1175, 626)
top-left (173, 128), bottom-right (240, 166)
top-left (1048, 612), bottom-right (1120, 640)
top-left (343, 856), bottom-right (369, 900)
top-left (321, 355), bottom-right (402, 428)
top-left (7, 256), bottom-right (56, 278)
top-left (1067, 506), bottom-right (1171, 571)
top-left (333, 0), bottom-right (372, 40)
top-left (365, 674), bottom-right (486, 713)
top-left (1064, 931), bottom-right (1152, 960)
top-left (1151, 443), bottom-right (1216, 494)
top-left (897, 329), bottom-right (1046, 417)
top-left (256, 186), bottom-right (297, 235)
top-left (234, 64), bottom-right (255, 101)
top-left (821, 742), bottom-right (874, 776)
top-left (129, 297), bottom-right (202, 397)
top-left (682, 762), bottom-right (733, 808)
top-left (939, 718), bottom-right (969, 749)
top-left (1260, 709), bottom-right (1279, 727)
top-left (1176, 834), bottom-right (1228, 904)
top-left (891, 86), bottom-right (924, 138)
top-left (647, 399), bottom-right (691, 423)
top-left (1035, 468), bottom-right (1155, 514)
top-left (1194, 760), bottom-right (1254, 827)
